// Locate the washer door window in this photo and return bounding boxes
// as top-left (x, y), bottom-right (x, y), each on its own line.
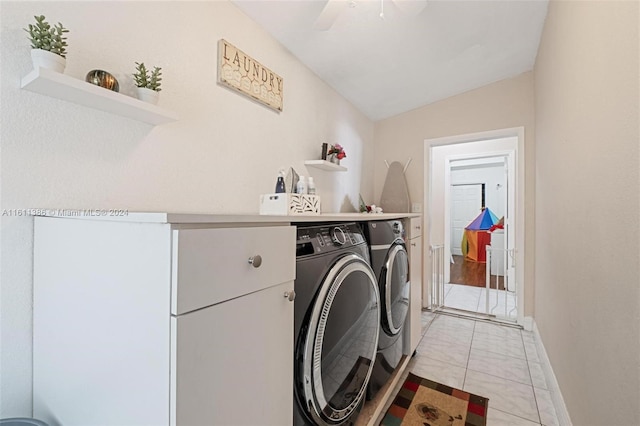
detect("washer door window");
top-left (302, 254), bottom-right (380, 425)
top-left (381, 243), bottom-right (410, 335)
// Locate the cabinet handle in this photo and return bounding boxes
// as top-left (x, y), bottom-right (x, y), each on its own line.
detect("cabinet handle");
top-left (248, 255), bottom-right (262, 268)
top-left (415, 226), bottom-right (421, 230)
top-left (284, 290), bottom-right (296, 302)
top-left (411, 243), bottom-right (417, 247)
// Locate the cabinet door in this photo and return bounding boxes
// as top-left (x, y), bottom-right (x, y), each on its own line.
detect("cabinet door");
top-left (171, 281), bottom-right (294, 426)
top-left (404, 236), bottom-right (423, 354)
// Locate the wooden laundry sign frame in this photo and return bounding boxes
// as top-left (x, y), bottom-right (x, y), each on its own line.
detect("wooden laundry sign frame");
top-left (217, 39), bottom-right (284, 112)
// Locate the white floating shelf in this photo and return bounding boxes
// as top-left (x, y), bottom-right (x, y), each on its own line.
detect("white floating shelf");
top-left (304, 160), bottom-right (347, 172)
top-left (20, 67), bottom-right (178, 125)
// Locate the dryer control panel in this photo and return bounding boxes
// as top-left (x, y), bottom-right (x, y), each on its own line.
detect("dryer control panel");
top-left (365, 220), bottom-right (406, 245)
top-left (295, 223), bottom-right (365, 257)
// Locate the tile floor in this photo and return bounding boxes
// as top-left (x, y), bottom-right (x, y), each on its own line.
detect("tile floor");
top-left (443, 283), bottom-right (518, 321)
top-left (404, 311), bottom-right (560, 426)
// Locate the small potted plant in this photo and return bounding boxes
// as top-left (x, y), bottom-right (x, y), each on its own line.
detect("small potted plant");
top-left (327, 144), bottom-right (346, 165)
top-left (133, 62), bottom-right (162, 104)
top-left (24, 15), bottom-right (69, 73)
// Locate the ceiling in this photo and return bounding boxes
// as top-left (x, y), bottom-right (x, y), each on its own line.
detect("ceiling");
top-left (231, 0), bottom-right (549, 121)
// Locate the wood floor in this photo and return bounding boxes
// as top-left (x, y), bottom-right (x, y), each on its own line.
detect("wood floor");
top-left (450, 255), bottom-right (504, 289)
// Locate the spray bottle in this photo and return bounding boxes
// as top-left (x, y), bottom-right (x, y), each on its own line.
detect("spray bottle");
top-left (275, 169), bottom-right (286, 193)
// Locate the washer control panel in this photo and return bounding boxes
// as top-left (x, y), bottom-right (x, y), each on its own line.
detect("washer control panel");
top-left (295, 223), bottom-right (365, 256)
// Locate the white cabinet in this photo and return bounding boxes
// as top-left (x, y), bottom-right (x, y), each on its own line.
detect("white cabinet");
top-left (404, 217), bottom-right (423, 355)
top-left (33, 217), bottom-right (295, 426)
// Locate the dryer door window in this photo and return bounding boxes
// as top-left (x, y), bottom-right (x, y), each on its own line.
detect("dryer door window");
top-left (381, 243), bottom-right (410, 335)
top-left (302, 254), bottom-right (380, 425)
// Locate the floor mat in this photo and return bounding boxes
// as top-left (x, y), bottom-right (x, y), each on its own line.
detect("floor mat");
top-left (380, 372), bottom-right (489, 426)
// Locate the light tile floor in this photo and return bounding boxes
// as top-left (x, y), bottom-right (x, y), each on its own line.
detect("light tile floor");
top-left (444, 283), bottom-right (518, 321)
top-left (406, 311), bottom-right (559, 426)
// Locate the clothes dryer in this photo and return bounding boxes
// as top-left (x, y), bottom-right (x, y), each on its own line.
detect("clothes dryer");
top-left (363, 220), bottom-right (410, 399)
top-left (293, 223), bottom-right (380, 426)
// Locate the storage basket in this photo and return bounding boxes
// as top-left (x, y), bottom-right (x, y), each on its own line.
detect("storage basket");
top-left (259, 193), bottom-right (321, 215)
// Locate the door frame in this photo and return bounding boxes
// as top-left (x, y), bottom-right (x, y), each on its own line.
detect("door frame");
top-left (423, 127), bottom-right (525, 327)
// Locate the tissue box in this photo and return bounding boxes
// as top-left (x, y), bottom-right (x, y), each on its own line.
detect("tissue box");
top-left (259, 193), bottom-right (321, 215)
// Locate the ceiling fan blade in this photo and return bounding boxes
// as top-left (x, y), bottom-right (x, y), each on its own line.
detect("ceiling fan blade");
top-left (313, 0), bottom-right (351, 31)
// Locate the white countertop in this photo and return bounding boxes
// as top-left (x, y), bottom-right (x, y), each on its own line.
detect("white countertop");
top-left (34, 209), bottom-right (421, 224)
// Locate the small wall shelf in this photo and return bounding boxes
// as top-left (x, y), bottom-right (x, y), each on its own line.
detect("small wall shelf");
top-left (304, 160), bottom-right (347, 172)
top-left (20, 67), bottom-right (178, 125)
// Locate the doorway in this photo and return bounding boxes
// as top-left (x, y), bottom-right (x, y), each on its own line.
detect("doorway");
top-left (423, 128), bottom-right (524, 326)
top-left (449, 156), bottom-right (506, 289)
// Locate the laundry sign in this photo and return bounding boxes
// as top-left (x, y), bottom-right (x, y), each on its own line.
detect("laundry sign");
top-left (217, 39), bottom-right (283, 112)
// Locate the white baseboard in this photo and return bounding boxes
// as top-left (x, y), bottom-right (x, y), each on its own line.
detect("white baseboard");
top-left (523, 316), bottom-right (534, 331)
top-left (533, 321), bottom-right (573, 426)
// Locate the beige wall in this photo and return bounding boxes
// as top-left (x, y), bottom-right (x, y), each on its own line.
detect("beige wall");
top-left (374, 72), bottom-right (536, 316)
top-left (0, 1), bottom-right (374, 416)
top-left (534, 1), bottom-right (639, 424)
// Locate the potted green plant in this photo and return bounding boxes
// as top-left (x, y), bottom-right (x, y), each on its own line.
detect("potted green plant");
top-left (133, 62), bottom-right (162, 104)
top-left (24, 15), bottom-right (69, 73)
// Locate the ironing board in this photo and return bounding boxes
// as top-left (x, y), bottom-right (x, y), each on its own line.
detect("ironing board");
top-left (380, 161), bottom-right (411, 213)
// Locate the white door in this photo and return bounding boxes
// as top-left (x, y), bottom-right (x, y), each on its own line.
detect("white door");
top-left (450, 184), bottom-right (482, 256)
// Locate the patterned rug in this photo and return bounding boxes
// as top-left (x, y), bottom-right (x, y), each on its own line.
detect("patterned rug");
top-left (380, 373), bottom-right (489, 426)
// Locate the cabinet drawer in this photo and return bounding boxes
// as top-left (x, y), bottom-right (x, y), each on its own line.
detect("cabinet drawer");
top-left (408, 217), bottom-right (422, 238)
top-left (171, 226), bottom-right (296, 315)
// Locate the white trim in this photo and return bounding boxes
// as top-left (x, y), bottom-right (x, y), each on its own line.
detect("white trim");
top-left (523, 316), bottom-right (534, 332)
top-left (533, 321), bottom-right (573, 426)
top-left (366, 354), bottom-right (413, 425)
top-left (443, 157), bottom-right (452, 283)
top-left (423, 127), bottom-right (526, 327)
top-left (423, 147), bottom-right (433, 308)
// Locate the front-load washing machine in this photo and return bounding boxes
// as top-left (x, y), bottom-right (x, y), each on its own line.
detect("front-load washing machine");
top-left (363, 220), bottom-right (410, 399)
top-left (293, 222), bottom-right (380, 426)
